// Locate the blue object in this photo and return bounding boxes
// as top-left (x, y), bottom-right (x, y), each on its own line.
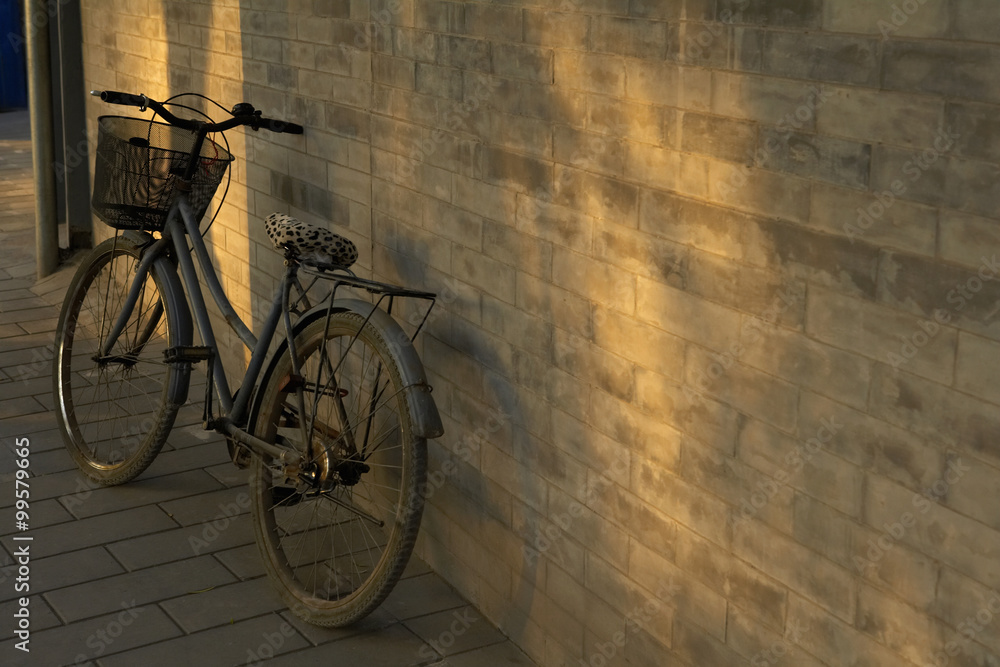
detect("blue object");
top-left (0, 0), bottom-right (27, 109)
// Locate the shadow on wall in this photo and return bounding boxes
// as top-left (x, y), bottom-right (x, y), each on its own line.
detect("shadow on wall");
top-left (152, 0), bottom-right (255, 389)
top-left (136, 0), bottom-right (1000, 664)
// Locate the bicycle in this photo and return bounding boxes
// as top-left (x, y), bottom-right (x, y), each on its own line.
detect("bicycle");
top-left (51, 90), bottom-right (443, 627)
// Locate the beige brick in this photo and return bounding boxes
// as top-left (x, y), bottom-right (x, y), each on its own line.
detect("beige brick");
top-left (518, 586), bottom-right (586, 655)
top-left (681, 112), bottom-right (758, 163)
top-left (586, 481), bottom-right (678, 561)
top-left (938, 453), bottom-right (1000, 534)
top-left (479, 145), bottom-right (552, 195)
top-left (799, 391), bottom-right (944, 492)
top-left (792, 492), bottom-right (939, 610)
top-left (877, 250), bottom-right (1000, 344)
top-left (708, 162), bottom-right (812, 225)
top-left (680, 436), bottom-right (795, 533)
top-left (593, 16), bottom-right (669, 59)
top-left (629, 541), bottom-right (728, 641)
top-left (546, 486), bottom-right (630, 573)
top-left (389, 221), bottom-right (451, 274)
top-left (684, 250), bottom-right (807, 331)
top-left (686, 345), bottom-right (799, 432)
top-left (373, 54), bottom-right (415, 89)
top-left (554, 51), bottom-right (625, 96)
top-left (550, 410), bottom-right (631, 492)
top-left (726, 607), bottom-right (826, 667)
top-left (482, 220), bottom-right (550, 279)
top-left (739, 324), bottom-right (871, 409)
top-left (452, 246), bottom-right (514, 303)
top-left (625, 61), bottom-right (712, 111)
top-left (592, 306), bottom-right (684, 379)
top-left (514, 500), bottom-right (583, 576)
top-left (933, 568), bottom-right (1000, 655)
top-left (870, 364), bottom-right (1000, 466)
top-left (818, 86), bottom-right (944, 149)
top-left (584, 553), bottom-right (646, 625)
top-left (552, 247), bottom-right (635, 314)
top-left (516, 194), bottom-right (595, 254)
top-left (809, 182), bottom-right (937, 257)
top-left (939, 209), bottom-right (1000, 271)
top-left (634, 369), bottom-right (741, 456)
top-left (552, 165), bottom-right (639, 224)
top-left (454, 173), bottom-right (517, 222)
top-left (737, 417), bottom-right (864, 518)
top-left (711, 72), bottom-right (823, 129)
top-left (745, 220), bottom-right (880, 297)
top-left (631, 458), bottom-right (731, 547)
top-left (956, 332), bottom-right (1000, 405)
top-left (587, 95), bottom-right (664, 145)
top-left (669, 618), bottom-right (748, 666)
top-left (675, 529), bottom-right (788, 632)
top-left (593, 221), bottom-right (686, 287)
top-left (80, 3), bottom-right (1000, 663)
top-left (524, 9), bottom-right (590, 49)
top-left (492, 43), bottom-right (553, 84)
top-left (865, 472), bottom-right (1000, 590)
top-left (516, 272), bottom-right (592, 335)
top-left (514, 349), bottom-right (590, 421)
top-left (500, 113), bottom-right (555, 160)
top-left (824, 0), bottom-right (950, 37)
top-left (636, 276), bottom-right (742, 353)
top-left (857, 584), bottom-right (945, 665)
top-left (679, 21), bottom-right (733, 69)
top-left (464, 2), bottom-right (522, 41)
top-left (787, 594), bottom-right (913, 667)
top-left (735, 519), bottom-right (856, 622)
top-left (806, 285), bottom-right (957, 385)
top-left (623, 141), bottom-right (680, 192)
top-left (589, 388), bottom-right (680, 471)
top-left (555, 125), bottom-right (624, 178)
top-left (553, 328), bottom-right (634, 401)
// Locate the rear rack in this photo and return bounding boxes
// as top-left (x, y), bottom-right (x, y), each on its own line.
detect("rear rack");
top-left (295, 262), bottom-right (437, 342)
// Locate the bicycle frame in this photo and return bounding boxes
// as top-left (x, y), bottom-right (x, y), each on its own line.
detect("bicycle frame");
top-left (101, 190), bottom-right (444, 469)
top-left (102, 194), bottom-right (298, 462)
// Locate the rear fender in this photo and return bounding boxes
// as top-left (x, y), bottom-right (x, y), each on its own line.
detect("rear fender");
top-left (252, 297), bottom-right (443, 439)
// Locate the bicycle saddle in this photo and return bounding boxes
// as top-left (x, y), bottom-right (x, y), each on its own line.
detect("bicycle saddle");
top-left (264, 213), bottom-right (358, 268)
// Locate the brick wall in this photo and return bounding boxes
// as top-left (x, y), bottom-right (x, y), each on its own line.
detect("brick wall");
top-left (80, 1), bottom-right (1000, 665)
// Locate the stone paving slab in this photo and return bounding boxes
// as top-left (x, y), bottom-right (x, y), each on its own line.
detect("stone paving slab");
top-left (0, 110), bottom-right (538, 666)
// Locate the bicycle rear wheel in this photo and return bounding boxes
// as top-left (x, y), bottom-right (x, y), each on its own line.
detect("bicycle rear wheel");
top-left (53, 235), bottom-right (185, 485)
top-left (249, 310), bottom-right (426, 626)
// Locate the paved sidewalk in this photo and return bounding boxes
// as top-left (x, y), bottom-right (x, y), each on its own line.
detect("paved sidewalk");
top-left (0, 110), bottom-right (536, 667)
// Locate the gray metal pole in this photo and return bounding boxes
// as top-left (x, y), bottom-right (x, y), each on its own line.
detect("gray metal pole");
top-left (24, 0), bottom-right (59, 278)
top-left (56, 0), bottom-right (92, 250)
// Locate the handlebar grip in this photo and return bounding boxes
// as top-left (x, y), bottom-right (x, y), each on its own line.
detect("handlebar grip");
top-left (100, 90), bottom-right (147, 107)
top-left (258, 118), bottom-right (303, 134)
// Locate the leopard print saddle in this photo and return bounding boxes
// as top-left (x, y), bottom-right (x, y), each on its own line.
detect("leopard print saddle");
top-left (263, 213), bottom-right (358, 268)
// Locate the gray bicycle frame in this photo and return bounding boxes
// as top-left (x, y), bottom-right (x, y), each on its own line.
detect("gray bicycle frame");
top-left (101, 190), bottom-right (444, 465)
top-left (101, 195), bottom-right (295, 460)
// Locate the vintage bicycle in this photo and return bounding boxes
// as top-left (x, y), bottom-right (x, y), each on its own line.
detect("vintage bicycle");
top-left (52, 90), bottom-right (443, 626)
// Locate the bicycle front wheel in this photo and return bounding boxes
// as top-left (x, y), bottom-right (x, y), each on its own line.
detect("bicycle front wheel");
top-left (53, 235), bottom-right (185, 485)
top-left (249, 310), bottom-right (426, 627)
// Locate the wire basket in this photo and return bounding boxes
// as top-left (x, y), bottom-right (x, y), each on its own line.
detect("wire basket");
top-left (91, 115), bottom-right (233, 231)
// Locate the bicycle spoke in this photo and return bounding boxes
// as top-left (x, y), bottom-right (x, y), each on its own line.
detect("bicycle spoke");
top-left (55, 238), bottom-right (179, 484)
top-left (250, 310), bottom-right (426, 625)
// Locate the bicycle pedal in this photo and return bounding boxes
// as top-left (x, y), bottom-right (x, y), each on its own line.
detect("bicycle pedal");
top-left (227, 438), bottom-right (252, 469)
top-left (164, 346), bottom-right (214, 364)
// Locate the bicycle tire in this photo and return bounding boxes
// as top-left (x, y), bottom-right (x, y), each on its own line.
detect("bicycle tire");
top-left (53, 235), bottom-right (186, 485)
top-left (249, 309), bottom-right (426, 626)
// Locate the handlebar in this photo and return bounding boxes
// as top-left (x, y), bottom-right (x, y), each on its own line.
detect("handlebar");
top-left (92, 90), bottom-right (304, 135)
